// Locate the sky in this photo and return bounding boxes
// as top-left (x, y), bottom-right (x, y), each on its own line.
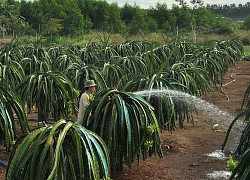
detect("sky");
top-left (106, 0), bottom-right (250, 9)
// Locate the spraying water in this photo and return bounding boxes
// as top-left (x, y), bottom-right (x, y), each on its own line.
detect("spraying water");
top-left (206, 171), bottom-right (231, 179)
top-left (133, 89), bottom-right (235, 124)
top-left (206, 150), bottom-right (227, 160)
top-left (133, 89), bottom-right (245, 150)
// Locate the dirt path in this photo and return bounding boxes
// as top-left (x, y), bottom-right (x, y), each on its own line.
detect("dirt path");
top-left (0, 60), bottom-right (250, 180)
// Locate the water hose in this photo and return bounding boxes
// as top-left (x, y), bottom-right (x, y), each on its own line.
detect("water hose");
top-left (220, 73), bottom-right (250, 102)
top-left (220, 73), bottom-right (235, 102)
top-left (0, 159), bottom-right (7, 167)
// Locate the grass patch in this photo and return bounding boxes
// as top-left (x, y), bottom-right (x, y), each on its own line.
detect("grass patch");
top-left (244, 45), bottom-right (250, 58)
top-left (2, 30), bottom-right (250, 48)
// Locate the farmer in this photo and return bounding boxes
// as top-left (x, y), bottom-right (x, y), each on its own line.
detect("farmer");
top-left (76, 80), bottom-right (97, 125)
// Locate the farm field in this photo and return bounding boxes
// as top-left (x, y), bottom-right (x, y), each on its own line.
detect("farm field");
top-left (0, 60), bottom-right (249, 179)
top-left (2, 0), bottom-right (250, 178)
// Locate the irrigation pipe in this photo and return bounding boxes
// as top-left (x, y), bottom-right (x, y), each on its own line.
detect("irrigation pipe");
top-left (219, 73), bottom-right (235, 101)
top-left (220, 73), bottom-right (250, 102)
top-left (0, 159), bottom-right (7, 167)
top-left (222, 73), bottom-right (236, 87)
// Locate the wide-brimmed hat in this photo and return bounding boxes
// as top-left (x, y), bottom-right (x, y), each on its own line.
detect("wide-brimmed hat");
top-left (84, 80), bottom-right (97, 88)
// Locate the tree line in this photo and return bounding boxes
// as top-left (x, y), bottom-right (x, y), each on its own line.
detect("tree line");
top-left (206, 3), bottom-right (250, 19)
top-left (1, 0), bottom-right (250, 38)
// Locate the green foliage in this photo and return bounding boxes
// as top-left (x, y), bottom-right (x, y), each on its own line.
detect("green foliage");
top-left (146, 16), bottom-right (158, 32)
top-left (19, 0), bottom-right (43, 31)
top-left (83, 16), bottom-right (93, 33)
top-left (0, 38), bottom-right (25, 87)
top-left (0, 78), bottom-right (29, 150)
top-left (227, 155), bottom-right (237, 172)
top-left (192, 7), bottom-right (216, 29)
top-left (16, 71), bottom-right (77, 122)
top-left (229, 148), bottom-right (250, 179)
top-left (62, 7), bottom-right (84, 36)
top-left (212, 18), bottom-right (234, 34)
top-left (244, 45), bottom-right (250, 55)
top-left (84, 89), bottom-right (162, 172)
top-left (243, 15), bottom-right (250, 30)
top-left (144, 140), bottom-right (154, 149)
top-left (106, 3), bottom-right (125, 33)
top-left (147, 2), bottom-right (170, 30)
top-left (42, 18), bottom-right (63, 37)
top-left (145, 124), bottom-right (157, 150)
top-left (146, 124), bottom-right (157, 135)
top-left (171, 5), bottom-right (193, 30)
top-left (0, 0), bottom-right (29, 36)
top-left (6, 120), bottom-right (110, 180)
top-left (127, 6), bottom-right (150, 35)
top-left (207, 2), bottom-right (250, 20)
top-left (3, 0), bottom-right (249, 37)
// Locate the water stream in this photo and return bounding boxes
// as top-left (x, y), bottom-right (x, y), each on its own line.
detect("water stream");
top-left (206, 171), bottom-right (231, 179)
top-left (205, 150), bottom-right (232, 179)
top-left (133, 89), bottom-right (244, 179)
top-left (133, 89), bottom-right (245, 149)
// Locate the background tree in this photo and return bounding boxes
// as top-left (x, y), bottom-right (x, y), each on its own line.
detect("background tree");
top-left (19, 0), bottom-right (43, 34)
top-left (120, 4), bottom-right (152, 35)
top-left (106, 3), bottom-right (124, 33)
top-left (207, 2), bottom-right (250, 19)
top-left (88, 0), bottom-right (110, 31)
top-left (146, 16), bottom-right (158, 33)
top-left (62, 7), bottom-right (84, 35)
top-left (128, 6), bottom-right (150, 35)
top-left (42, 18), bottom-right (63, 39)
top-left (171, 5), bottom-right (193, 30)
top-left (243, 15), bottom-right (250, 30)
top-left (147, 3), bottom-right (171, 30)
top-left (0, 0), bottom-right (28, 36)
top-left (3, 0), bottom-right (248, 37)
top-left (192, 7), bottom-right (215, 30)
top-left (121, 3), bottom-right (135, 25)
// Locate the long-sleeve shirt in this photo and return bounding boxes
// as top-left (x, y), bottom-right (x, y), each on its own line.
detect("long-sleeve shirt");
top-left (76, 92), bottom-right (89, 125)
